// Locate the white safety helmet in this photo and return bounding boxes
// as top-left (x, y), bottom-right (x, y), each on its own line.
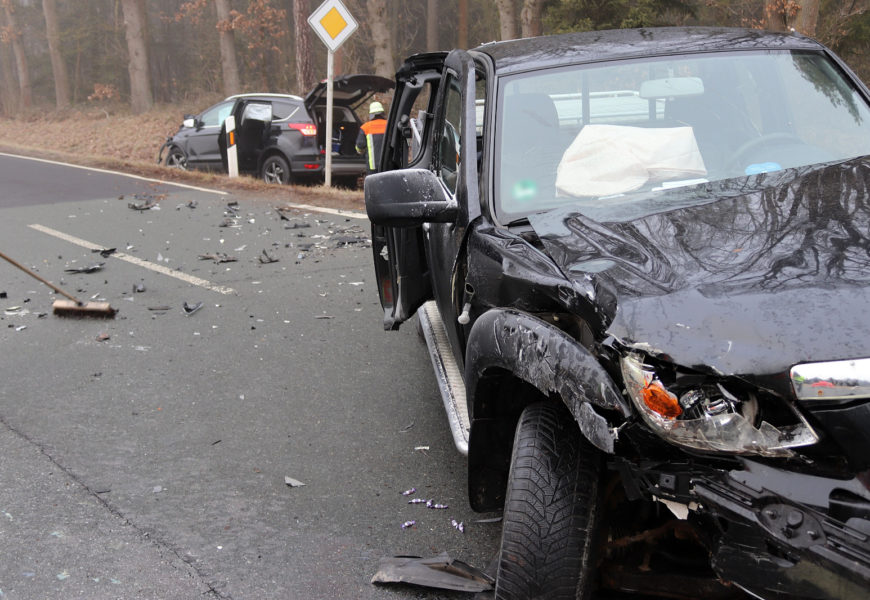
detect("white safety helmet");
top-left (369, 101), bottom-right (385, 115)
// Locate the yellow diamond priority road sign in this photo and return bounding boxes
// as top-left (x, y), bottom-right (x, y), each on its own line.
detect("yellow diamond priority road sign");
top-left (308, 0), bottom-right (358, 53)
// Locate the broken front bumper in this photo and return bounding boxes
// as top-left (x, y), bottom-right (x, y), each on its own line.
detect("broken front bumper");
top-left (693, 460), bottom-right (870, 600)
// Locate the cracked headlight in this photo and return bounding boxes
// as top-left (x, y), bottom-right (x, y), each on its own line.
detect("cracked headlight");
top-left (620, 354), bottom-right (818, 457)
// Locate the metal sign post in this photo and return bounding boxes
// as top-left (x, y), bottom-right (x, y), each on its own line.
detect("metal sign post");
top-left (308, 0), bottom-right (358, 188)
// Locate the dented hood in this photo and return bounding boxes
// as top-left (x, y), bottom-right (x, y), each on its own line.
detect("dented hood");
top-left (528, 157), bottom-right (870, 376)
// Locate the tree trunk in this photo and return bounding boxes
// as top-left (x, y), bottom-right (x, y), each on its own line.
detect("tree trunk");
top-left (764, 0), bottom-right (787, 31)
top-left (293, 0), bottom-right (315, 92)
top-left (790, 0), bottom-right (821, 36)
top-left (215, 0), bottom-right (240, 96)
top-left (121, 0), bottom-right (153, 113)
top-left (367, 0), bottom-right (394, 78)
top-left (458, 0), bottom-right (468, 48)
top-left (520, 0), bottom-right (543, 38)
top-left (494, 0), bottom-right (519, 40)
top-left (0, 6), bottom-right (19, 115)
top-left (42, 0), bottom-right (70, 109)
top-left (426, 0), bottom-right (437, 51)
top-left (2, 0), bottom-right (31, 109)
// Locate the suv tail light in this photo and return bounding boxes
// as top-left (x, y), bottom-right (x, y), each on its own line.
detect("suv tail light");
top-left (287, 123), bottom-right (317, 136)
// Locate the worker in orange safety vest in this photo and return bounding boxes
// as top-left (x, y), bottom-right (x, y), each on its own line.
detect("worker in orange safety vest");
top-left (355, 101), bottom-right (387, 174)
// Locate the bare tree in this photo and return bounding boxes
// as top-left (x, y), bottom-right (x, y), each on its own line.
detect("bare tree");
top-left (293, 0), bottom-right (315, 92)
top-left (520, 0), bottom-right (543, 38)
top-left (42, 0), bottom-right (70, 109)
top-left (790, 0), bottom-right (820, 36)
top-left (764, 0), bottom-right (789, 31)
top-left (458, 0), bottom-right (468, 47)
top-left (0, 6), bottom-right (18, 115)
top-left (366, 0), bottom-right (394, 77)
top-left (494, 0), bottom-right (519, 40)
top-left (215, 0), bottom-right (241, 96)
top-left (426, 0), bottom-right (437, 51)
top-left (121, 0), bottom-right (153, 113)
top-left (1, 0), bottom-right (31, 109)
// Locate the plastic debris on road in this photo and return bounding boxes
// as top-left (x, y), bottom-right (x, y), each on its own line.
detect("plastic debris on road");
top-left (198, 253), bottom-right (237, 263)
top-left (182, 301), bottom-right (203, 316)
top-left (258, 249), bottom-right (279, 264)
top-left (64, 263), bottom-right (104, 273)
top-left (284, 476), bottom-right (306, 487)
top-left (371, 552), bottom-right (493, 592)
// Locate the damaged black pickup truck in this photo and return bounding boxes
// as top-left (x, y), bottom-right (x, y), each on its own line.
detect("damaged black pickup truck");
top-left (365, 27), bottom-right (870, 600)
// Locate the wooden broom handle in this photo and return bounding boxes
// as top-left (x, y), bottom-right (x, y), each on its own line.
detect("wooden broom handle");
top-left (0, 250), bottom-right (81, 304)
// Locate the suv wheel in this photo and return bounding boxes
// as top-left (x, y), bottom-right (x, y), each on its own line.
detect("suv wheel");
top-left (165, 147), bottom-right (187, 170)
top-left (262, 155), bottom-right (291, 185)
top-left (495, 401), bottom-right (603, 600)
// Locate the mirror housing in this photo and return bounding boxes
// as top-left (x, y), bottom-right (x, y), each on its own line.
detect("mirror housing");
top-left (365, 168), bottom-right (458, 227)
top-left (182, 116), bottom-right (196, 128)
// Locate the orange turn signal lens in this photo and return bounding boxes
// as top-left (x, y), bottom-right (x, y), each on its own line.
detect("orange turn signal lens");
top-left (641, 383), bottom-right (682, 419)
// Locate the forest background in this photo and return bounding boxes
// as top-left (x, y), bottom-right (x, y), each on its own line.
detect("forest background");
top-left (0, 0), bottom-right (868, 170)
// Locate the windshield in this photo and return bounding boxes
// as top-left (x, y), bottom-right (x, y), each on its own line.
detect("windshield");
top-left (496, 50), bottom-right (870, 222)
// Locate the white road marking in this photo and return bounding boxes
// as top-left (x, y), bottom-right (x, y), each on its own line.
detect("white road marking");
top-left (28, 224), bottom-right (236, 295)
top-left (281, 201), bottom-right (367, 220)
top-left (0, 151), bottom-right (228, 195)
top-left (2, 152), bottom-right (371, 220)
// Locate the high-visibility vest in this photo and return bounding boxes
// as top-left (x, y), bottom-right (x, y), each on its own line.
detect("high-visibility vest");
top-left (360, 118), bottom-right (387, 171)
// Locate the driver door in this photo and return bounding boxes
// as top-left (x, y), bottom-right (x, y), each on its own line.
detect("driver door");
top-left (370, 50), bottom-right (481, 340)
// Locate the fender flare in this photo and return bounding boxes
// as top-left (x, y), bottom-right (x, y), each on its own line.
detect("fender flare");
top-left (465, 308), bottom-right (630, 455)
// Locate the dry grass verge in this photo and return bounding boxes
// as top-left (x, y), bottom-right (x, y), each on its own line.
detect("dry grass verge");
top-left (0, 104), bottom-right (366, 212)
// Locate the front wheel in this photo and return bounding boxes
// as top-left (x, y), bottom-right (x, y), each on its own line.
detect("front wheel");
top-left (164, 147), bottom-right (188, 170)
top-left (495, 401), bottom-right (603, 600)
top-left (262, 155), bottom-right (291, 185)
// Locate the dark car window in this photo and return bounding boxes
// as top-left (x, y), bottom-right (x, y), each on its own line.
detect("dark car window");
top-left (437, 75), bottom-right (463, 195)
top-left (272, 100), bottom-right (302, 121)
top-left (200, 101), bottom-right (233, 127)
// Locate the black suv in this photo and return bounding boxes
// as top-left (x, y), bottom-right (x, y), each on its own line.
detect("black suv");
top-left (365, 28), bottom-right (870, 600)
top-left (158, 75), bottom-right (393, 184)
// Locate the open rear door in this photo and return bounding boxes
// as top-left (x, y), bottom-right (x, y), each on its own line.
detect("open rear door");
top-left (235, 101), bottom-right (272, 173)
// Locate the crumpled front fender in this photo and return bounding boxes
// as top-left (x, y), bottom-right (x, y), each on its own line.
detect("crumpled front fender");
top-left (465, 308), bottom-right (629, 454)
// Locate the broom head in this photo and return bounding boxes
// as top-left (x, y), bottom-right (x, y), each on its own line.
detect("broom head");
top-left (52, 299), bottom-right (117, 318)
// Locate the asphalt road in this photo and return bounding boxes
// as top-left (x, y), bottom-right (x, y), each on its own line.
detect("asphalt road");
top-left (0, 154), bottom-right (501, 599)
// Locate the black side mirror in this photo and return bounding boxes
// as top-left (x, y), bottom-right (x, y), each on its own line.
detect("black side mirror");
top-left (365, 168), bottom-right (458, 227)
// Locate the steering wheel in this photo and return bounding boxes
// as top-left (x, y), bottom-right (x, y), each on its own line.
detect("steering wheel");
top-left (728, 132), bottom-right (805, 171)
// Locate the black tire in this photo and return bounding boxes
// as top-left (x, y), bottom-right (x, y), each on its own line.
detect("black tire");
top-left (262, 155), bottom-right (291, 184)
top-left (495, 401), bottom-right (603, 600)
top-left (164, 147), bottom-right (187, 170)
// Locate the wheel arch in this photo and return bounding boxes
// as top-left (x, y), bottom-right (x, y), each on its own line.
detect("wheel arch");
top-left (465, 308), bottom-right (629, 512)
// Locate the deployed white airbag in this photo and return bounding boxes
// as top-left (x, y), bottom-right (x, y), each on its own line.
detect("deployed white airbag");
top-left (556, 125), bottom-right (707, 197)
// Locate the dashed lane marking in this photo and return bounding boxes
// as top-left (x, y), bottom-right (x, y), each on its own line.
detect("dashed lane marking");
top-left (280, 201), bottom-right (367, 220)
top-left (28, 224), bottom-right (236, 295)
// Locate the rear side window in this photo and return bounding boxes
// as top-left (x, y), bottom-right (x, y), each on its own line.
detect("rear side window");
top-left (272, 101), bottom-right (303, 121)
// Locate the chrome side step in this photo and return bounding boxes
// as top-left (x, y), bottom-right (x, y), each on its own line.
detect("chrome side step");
top-left (417, 301), bottom-right (470, 455)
